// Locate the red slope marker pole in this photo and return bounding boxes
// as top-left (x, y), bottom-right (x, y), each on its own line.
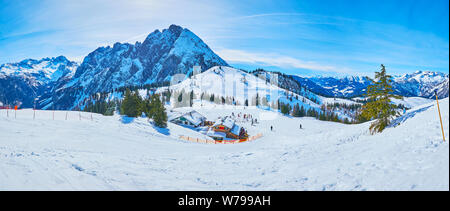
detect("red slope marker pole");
top-left (435, 91), bottom-right (445, 142)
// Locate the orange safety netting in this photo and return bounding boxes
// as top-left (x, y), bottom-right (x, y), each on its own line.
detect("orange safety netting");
top-left (179, 133), bottom-right (263, 144)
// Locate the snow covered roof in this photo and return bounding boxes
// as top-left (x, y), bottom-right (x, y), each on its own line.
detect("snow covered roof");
top-left (169, 110), bottom-right (206, 126)
top-left (168, 111), bottom-right (183, 121)
top-left (206, 129), bottom-right (227, 138)
top-left (212, 116), bottom-right (235, 129)
top-left (230, 125), bottom-right (242, 136)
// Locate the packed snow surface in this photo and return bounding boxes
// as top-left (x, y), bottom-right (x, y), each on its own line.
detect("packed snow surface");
top-left (0, 99), bottom-right (448, 190)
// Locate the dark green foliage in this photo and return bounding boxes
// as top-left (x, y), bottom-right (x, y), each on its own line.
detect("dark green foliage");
top-left (83, 100), bottom-right (116, 116)
top-left (149, 94), bottom-right (167, 128)
top-left (280, 102), bottom-right (291, 115)
top-left (120, 89), bottom-right (143, 117)
top-left (292, 103), bottom-right (306, 117)
top-left (139, 94), bottom-right (167, 128)
top-left (360, 64), bottom-right (403, 134)
top-left (292, 103), bottom-right (302, 117)
top-left (255, 93), bottom-right (260, 106)
top-left (190, 91), bottom-right (194, 107)
top-left (178, 92), bottom-right (183, 102)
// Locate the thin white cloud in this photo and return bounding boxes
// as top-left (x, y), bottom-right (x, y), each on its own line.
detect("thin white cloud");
top-left (216, 49), bottom-right (352, 73)
top-left (229, 12), bottom-right (356, 25)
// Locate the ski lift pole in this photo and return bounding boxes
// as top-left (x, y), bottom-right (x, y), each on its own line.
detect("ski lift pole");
top-left (435, 91), bottom-right (445, 142)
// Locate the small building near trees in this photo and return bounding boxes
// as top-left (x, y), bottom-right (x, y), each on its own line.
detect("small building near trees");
top-left (169, 110), bottom-right (206, 127)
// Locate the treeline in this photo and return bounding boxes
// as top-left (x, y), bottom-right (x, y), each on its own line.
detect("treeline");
top-left (82, 92), bottom-right (119, 116)
top-left (250, 68), bottom-right (320, 105)
top-left (279, 102), bottom-right (352, 124)
top-left (325, 102), bottom-right (362, 111)
top-left (171, 89), bottom-right (277, 108)
top-left (171, 89), bottom-right (242, 108)
top-left (114, 81), bottom-right (171, 93)
top-left (83, 100), bottom-right (116, 116)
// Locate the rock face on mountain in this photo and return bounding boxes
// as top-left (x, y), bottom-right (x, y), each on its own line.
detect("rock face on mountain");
top-left (392, 71), bottom-right (449, 98)
top-left (45, 24), bottom-right (228, 109)
top-left (0, 56), bottom-right (78, 107)
top-left (292, 75), bottom-right (372, 98)
top-left (428, 78), bottom-right (449, 99)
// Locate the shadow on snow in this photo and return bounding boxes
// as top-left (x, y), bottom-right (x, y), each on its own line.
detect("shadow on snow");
top-left (152, 124), bottom-right (170, 136)
top-left (389, 105), bottom-right (433, 128)
top-left (121, 116), bottom-right (135, 124)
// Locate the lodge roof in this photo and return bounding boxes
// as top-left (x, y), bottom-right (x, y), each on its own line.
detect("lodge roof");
top-left (169, 110), bottom-right (206, 126)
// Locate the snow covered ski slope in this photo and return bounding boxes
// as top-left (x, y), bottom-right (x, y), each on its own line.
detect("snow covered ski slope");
top-left (0, 98), bottom-right (448, 190)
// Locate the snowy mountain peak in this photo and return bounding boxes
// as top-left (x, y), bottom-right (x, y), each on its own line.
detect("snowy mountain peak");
top-left (0, 56), bottom-right (77, 80)
top-left (166, 24), bottom-right (184, 35)
top-left (40, 24), bottom-right (229, 109)
top-left (0, 56), bottom-right (79, 107)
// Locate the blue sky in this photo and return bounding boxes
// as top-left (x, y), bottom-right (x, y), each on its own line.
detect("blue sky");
top-left (0, 0), bottom-right (448, 76)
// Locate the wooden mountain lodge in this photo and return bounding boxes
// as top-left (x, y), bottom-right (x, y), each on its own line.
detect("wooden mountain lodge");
top-left (211, 116), bottom-right (248, 140)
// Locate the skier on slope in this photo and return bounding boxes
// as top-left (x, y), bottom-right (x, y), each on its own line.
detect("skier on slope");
top-left (270, 126), bottom-right (273, 131)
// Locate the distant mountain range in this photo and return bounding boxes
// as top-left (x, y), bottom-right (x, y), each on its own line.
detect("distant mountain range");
top-left (0, 24), bottom-right (448, 109)
top-left (0, 25), bottom-right (228, 109)
top-left (292, 71), bottom-right (449, 99)
top-left (0, 56), bottom-right (78, 107)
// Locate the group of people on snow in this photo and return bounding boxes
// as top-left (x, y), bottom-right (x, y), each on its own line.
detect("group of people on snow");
top-left (232, 112), bottom-right (258, 125)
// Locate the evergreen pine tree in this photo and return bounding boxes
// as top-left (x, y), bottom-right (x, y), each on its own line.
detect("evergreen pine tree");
top-left (361, 64), bottom-right (402, 134)
top-left (120, 89), bottom-right (142, 117)
top-left (280, 102), bottom-right (291, 115)
top-left (150, 94), bottom-right (167, 128)
top-left (189, 90), bottom-right (194, 107)
top-left (292, 103), bottom-right (300, 117)
top-left (300, 105), bottom-right (305, 117)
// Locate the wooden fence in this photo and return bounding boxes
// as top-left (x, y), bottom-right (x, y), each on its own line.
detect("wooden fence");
top-left (179, 133), bottom-right (263, 144)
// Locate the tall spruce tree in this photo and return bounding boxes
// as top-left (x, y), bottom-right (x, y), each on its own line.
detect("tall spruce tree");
top-left (361, 64), bottom-right (402, 134)
top-left (292, 103), bottom-right (301, 117)
top-left (150, 94), bottom-right (168, 128)
top-left (120, 89), bottom-right (143, 117)
top-left (189, 90), bottom-right (194, 107)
